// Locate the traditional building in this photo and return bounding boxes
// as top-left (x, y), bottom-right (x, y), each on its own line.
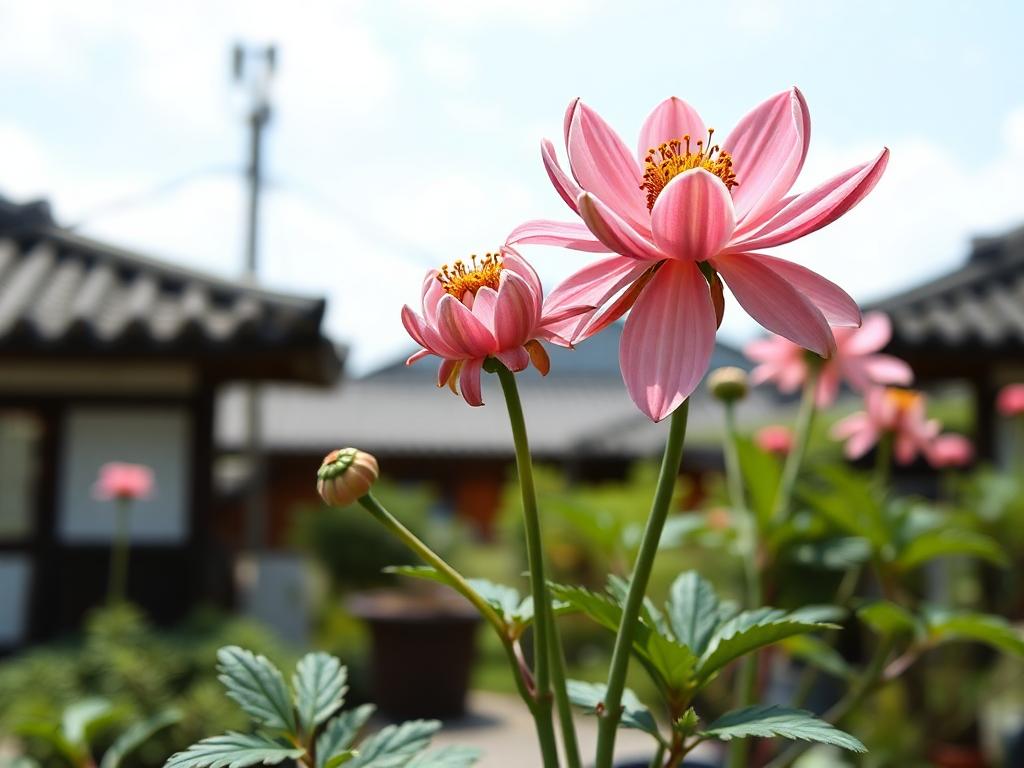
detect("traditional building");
top-left (0, 198), bottom-right (341, 650)
top-left (872, 223), bottom-right (1024, 459)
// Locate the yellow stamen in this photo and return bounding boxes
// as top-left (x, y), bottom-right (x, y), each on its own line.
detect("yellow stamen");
top-left (437, 252), bottom-right (503, 298)
top-left (640, 128), bottom-right (738, 210)
top-left (885, 388), bottom-right (922, 413)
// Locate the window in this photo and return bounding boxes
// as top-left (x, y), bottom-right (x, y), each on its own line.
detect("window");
top-left (58, 407), bottom-right (191, 544)
top-left (0, 410), bottom-right (42, 540)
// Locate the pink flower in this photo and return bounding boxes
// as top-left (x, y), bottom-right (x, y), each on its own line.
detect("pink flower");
top-left (831, 387), bottom-right (941, 464)
top-left (927, 434), bottom-right (975, 469)
top-left (997, 383), bottom-right (1024, 417)
top-left (745, 312), bottom-right (913, 406)
top-left (401, 247), bottom-right (580, 406)
top-left (509, 88), bottom-right (888, 421)
top-left (93, 462), bottom-right (155, 501)
top-left (756, 425), bottom-right (794, 456)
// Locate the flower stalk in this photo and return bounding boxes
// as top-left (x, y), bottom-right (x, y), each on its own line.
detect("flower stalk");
top-left (595, 400), bottom-right (690, 768)
top-left (107, 498), bottom-right (132, 605)
top-left (770, 361), bottom-right (822, 524)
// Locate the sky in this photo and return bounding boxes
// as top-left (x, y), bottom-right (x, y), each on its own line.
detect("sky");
top-left (1, 0), bottom-right (1023, 373)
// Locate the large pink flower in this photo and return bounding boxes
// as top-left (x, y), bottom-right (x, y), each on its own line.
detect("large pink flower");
top-left (401, 247), bottom-right (578, 406)
top-left (831, 387), bottom-right (940, 464)
top-left (93, 462), bottom-right (155, 502)
top-left (997, 383), bottom-right (1024, 417)
top-left (509, 88), bottom-right (888, 421)
top-left (746, 312), bottom-right (913, 406)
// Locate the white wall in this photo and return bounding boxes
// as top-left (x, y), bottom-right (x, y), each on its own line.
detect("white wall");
top-left (58, 407), bottom-right (191, 544)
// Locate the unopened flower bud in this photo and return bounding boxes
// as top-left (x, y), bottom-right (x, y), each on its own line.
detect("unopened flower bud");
top-left (317, 448), bottom-right (379, 507)
top-left (756, 425), bottom-right (794, 456)
top-left (708, 367), bottom-right (749, 403)
top-left (997, 383), bottom-right (1024, 417)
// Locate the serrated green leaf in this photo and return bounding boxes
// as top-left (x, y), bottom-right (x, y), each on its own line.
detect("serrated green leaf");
top-left (700, 705), bottom-right (866, 753)
top-left (163, 733), bottom-right (305, 768)
top-left (404, 746), bottom-right (481, 767)
top-left (293, 653), bottom-right (348, 732)
top-left (348, 720), bottom-right (440, 768)
top-left (666, 572), bottom-right (720, 656)
top-left (736, 437), bottom-right (783, 526)
top-left (566, 681), bottom-right (661, 740)
top-left (316, 705), bottom-right (376, 768)
top-left (898, 530), bottom-right (1008, 570)
top-left (780, 636), bottom-right (852, 681)
top-left (858, 601), bottom-right (920, 638)
top-left (323, 751), bottom-right (358, 768)
top-left (698, 610), bottom-right (835, 682)
top-left (217, 646), bottom-right (296, 732)
top-left (606, 575), bottom-right (668, 636)
top-left (101, 709), bottom-right (182, 768)
top-left (548, 584), bottom-right (623, 633)
top-left (924, 610), bottom-right (1024, 657)
top-left (62, 698), bottom-right (117, 748)
top-left (789, 538), bottom-right (872, 570)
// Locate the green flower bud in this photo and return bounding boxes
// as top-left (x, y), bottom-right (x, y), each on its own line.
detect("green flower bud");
top-left (316, 448), bottom-right (379, 507)
top-left (708, 366), bottom-right (749, 403)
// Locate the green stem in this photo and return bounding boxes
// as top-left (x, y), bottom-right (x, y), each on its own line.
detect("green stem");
top-left (770, 363), bottom-right (821, 525)
top-left (874, 431), bottom-right (893, 491)
top-left (107, 499), bottom-right (132, 605)
top-left (595, 401), bottom-right (690, 768)
top-left (765, 637), bottom-right (893, 768)
top-left (548, 603), bottom-right (582, 768)
top-left (494, 364), bottom-right (563, 768)
top-left (723, 400), bottom-right (762, 768)
top-left (358, 494), bottom-right (538, 719)
top-left (648, 744), bottom-right (666, 768)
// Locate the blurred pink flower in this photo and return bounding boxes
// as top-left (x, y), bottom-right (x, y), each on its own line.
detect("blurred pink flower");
top-left (927, 434), bottom-right (975, 469)
top-left (755, 425), bottom-right (794, 456)
top-left (997, 383), bottom-right (1024, 417)
top-left (509, 88), bottom-right (888, 421)
top-left (93, 463), bottom-right (154, 501)
top-left (745, 312), bottom-right (913, 406)
top-left (831, 387), bottom-right (941, 464)
top-left (401, 247), bottom-right (582, 407)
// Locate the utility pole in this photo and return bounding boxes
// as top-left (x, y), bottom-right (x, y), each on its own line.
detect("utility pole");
top-left (232, 43), bottom-right (276, 551)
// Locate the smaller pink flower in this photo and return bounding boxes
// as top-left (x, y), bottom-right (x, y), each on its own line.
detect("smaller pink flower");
top-left (94, 463), bottom-right (155, 501)
top-left (401, 246), bottom-right (584, 406)
top-left (745, 312), bottom-right (913, 406)
top-left (831, 387), bottom-right (941, 464)
top-left (997, 383), bottom-right (1024, 417)
top-left (927, 434), bottom-right (975, 469)
top-left (756, 425), bottom-right (794, 456)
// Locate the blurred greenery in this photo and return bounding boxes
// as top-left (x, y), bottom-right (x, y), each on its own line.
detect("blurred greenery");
top-left (0, 604), bottom-right (291, 768)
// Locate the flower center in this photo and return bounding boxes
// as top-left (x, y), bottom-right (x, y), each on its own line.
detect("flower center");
top-left (885, 388), bottom-right (922, 414)
top-left (437, 253), bottom-right (503, 299)
top-left (640, 129), bottom-right (738, 211)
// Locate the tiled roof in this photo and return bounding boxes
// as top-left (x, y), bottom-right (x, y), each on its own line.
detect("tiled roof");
top-left (0, 198), bottom-right (341, 384)
top-left (217, 328), bottom-right (777, 460)
top-left (871, 223), bottom-right (1024, 355)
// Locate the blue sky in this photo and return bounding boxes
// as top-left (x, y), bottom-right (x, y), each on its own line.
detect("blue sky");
top-left (2, 0), bottom-right (1022, 372)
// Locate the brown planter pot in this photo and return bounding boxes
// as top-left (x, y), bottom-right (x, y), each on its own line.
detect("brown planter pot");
top-left (349, 588), bottom-right (480, 720)
top-left (927, 743), bottom-right (988, 768)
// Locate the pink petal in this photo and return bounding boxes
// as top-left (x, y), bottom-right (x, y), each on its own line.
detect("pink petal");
top-left (501, 246), bottom-right (544, 299)
top-left (636, 96), bottom-right (706, 165)
top-left (723, 88), bottom-right (810, 226)
top-left (472, 286), bottom-right (498, 328)
top-left (506, 219), bottom-right (609, 252)
top-left (563, 97), bottom-right (578, 147)
top-left (421, 269), bottom-right (446, 324)
top-left (437, 358), bottom-right (458, 387)
top-left (740, 252), bottom-right (860, 327)
top-left (542, 139), bottom-right (584, 214)
top-left (815, 366), bottom-right (841, 407)
top-left (712, 252), bottom-right (835, 357)
top-left (831, 411), bottom-right (870, 440)
top-left (401, 305), bottom-right (459, 358)
top-left (731, 148), bottom-right (890, 252)
top-left (860, 355), bottom-right (914, 386)
top-left (846, 424), bottom-right (880, 460)
top-left (496, 346), bottom-right (530, 372)
top-left (650, 169), bottom-right (736, 263)
top-left (406, 349), bottom-right (432, 365)
top-left (620, 261), bottom-right (716, 422)
top-left (494, 271), bottom-right (539, 349)
top-left (437, 295), bottom-right (496, 357)
top-left (567, 101), bottom-right (650, 233)
top-left (459, 358), bottom-right (485, 406)
top-left (542, 255), bottom-right (651, 341)
top-left (844, 312), bottom-right (892, 354)
top-left (578, 193), bottom-right (663, 261)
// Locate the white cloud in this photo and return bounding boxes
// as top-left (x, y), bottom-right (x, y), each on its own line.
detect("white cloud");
top-left (398, 0), bottom-right (598, 29)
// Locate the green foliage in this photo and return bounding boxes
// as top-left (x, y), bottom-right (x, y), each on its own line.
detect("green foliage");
top-left (165, 648), bottom-right (478, 768)
top-left (565, 681), bottom-right (661, 740)
top-left (699, 705), bottom-right (866, 753)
